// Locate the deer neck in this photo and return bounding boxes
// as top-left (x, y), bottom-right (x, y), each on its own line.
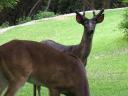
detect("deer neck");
top-left (76, 27), bottom-right (94, 63)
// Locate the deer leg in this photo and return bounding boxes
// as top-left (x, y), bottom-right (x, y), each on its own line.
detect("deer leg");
top-left (0, 80), bottom-right (7, 96)
top-left (75, 85), bottom-right (90, 96)
top-left (0, 85), bottom-right (6, 96)
top-left (33, 84), bottom-right (37, 96)
top-left (49, 88), bottom-right (59, 96)
top-left (0, 74), bottom-right (8, 95)
top-left (37, 85), bottom-right (41, 96)
top-left (3, 78), bottom-right (26, 96)
top-left (33, 84), bottom-right (41, 96)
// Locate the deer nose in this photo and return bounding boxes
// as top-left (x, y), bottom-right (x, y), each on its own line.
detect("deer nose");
top-left (90, 30), bottom-right (94, 33)
top-left (88, 26), bottom-right (94, 32)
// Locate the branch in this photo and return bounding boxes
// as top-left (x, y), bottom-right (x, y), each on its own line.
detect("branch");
top-left (28, 0), bottom-right (41, 17)
top-left (45, 0), bottom-right (51, 11)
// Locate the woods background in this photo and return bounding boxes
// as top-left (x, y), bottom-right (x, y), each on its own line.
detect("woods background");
top-left (0, 0), bottom-right (127, 26)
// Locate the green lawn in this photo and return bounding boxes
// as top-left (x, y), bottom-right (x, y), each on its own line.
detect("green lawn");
top-left (0, 8), bottom-right (128, 96)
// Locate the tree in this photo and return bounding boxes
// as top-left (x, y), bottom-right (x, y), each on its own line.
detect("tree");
top-left (45, 0), bottom-right (52, 11)
top-left (0, 0), bottom-right (44, 25)
top-left (28, 0), bottom-right (42, 16)
top-left (0, 0), bottom-right (18, 11)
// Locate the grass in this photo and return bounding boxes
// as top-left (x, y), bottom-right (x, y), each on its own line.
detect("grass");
top-left (0, 8), bottom-right (128, 96)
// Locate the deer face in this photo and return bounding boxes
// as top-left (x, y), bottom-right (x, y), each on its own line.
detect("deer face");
top-left (84, 19), bottom-right (96, 33)
top-left (75, 9), bottom-right (104, 34)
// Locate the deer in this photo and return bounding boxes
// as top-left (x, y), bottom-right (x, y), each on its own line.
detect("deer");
top-left (0, 39), bottom-right (90, 96)
top-left (33, 9), bottom-right (105, 96)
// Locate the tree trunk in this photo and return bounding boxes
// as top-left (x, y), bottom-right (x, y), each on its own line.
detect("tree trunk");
top-left (102, 0), bottom-right (111, 8)
top-left (45, 0), bottom-right (52, 11)
top-left (28, 0), bottom-right (42, 17)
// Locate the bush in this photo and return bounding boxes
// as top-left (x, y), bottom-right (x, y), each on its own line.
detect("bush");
top-left (16, 11), bottom-right (55, 24)
top-left (57, 0), bottom-right (82, 14)
top-left (33, 11), bottom-right (55, 20)
top-left (0, 21), bottom-right (9, 28)
top-left (120, 9), bottom-right (128, 39)
top-left (17, 16), bottom-right (32, 24)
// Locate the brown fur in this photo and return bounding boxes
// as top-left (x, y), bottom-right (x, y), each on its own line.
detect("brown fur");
top-left (33, 9), bottom-right (104, 96)
top-left (0, 40), bottom-right (90, 96)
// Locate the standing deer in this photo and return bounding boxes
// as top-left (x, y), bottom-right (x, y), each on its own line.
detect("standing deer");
top-left (0, 40), bottom-right (90, 96)
top-left (34, 9), bottom-right (105, 96)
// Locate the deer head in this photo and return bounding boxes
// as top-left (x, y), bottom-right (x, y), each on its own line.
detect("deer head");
top-left (75, 9), bottom-right (104, 35)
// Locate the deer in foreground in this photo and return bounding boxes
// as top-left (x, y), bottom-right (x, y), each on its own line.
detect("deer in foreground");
top-left (34, 9), bottom-right (105, 96)
top-left (0, 40), bottom-right (90, 96)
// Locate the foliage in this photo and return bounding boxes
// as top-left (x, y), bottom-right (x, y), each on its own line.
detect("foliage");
top-left (0, 0), bottom-right (18, 11)
top-left (17, 17), bottom-right (32, 24)
top-left (0, 11), bottom-right (56, 27)
top-left (122, 0), bottom-right (128, 3)
top-left (0, 21), bottom-right (9, 28)
top-left (57, 0), bottom-right (82, 14)
top-left (33, 11), bottom-right (55, 20)
top-left (0, 0), bottom-right (127, 26)
top-left (119, 9), bottom-right (128, 39)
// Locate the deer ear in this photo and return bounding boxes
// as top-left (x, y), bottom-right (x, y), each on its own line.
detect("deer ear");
top-left (76, 14), bottom-right (84, 25)
top-left (96, 14), bottom-right (104, 23)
